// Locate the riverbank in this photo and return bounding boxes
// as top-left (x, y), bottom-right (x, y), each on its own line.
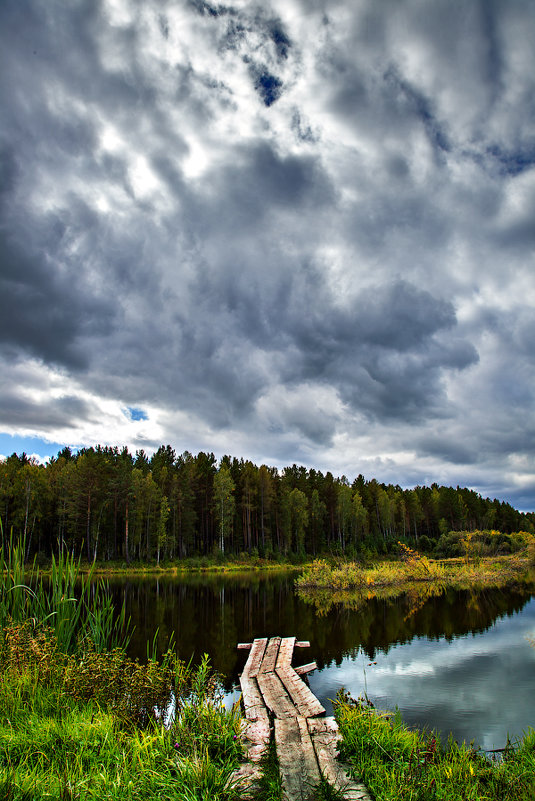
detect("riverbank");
top-left (0, 623), bottom-right (243, 800)
top-left (85, 556), bottom-right (304, 576)
top-left (5, 624), bottom-right (534, 801)
top-left (0, 538), bottom-right (244, 799)
top-left (335, 691), bottom-right (535, 801)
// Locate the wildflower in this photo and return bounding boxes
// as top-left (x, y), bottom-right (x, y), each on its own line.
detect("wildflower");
top-left (173, 742), bottom-right (180, 750)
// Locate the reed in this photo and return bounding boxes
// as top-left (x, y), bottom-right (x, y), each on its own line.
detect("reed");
top-left (1, 529), bottom-right (130, 653)
top-left (296, 548), bottom-right (532, 593)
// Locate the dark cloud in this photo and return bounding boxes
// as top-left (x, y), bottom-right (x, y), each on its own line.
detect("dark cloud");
top-left (0, 0), bottom-right (534, 505)
top-left (0, 390), bottom-right (93, 430)
top-left (268, 19), bottom-right (291, 61)
top-left (0, 220), bottom-right (114, 369)
top-left (416, 436), bottom-right (479, 466)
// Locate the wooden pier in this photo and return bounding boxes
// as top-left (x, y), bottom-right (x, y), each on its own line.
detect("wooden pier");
top-left (234, 636), bottom-right (371, 801)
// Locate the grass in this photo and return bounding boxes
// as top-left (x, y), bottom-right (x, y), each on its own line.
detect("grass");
top-left (335, 692), bottom-right (535, 801)
top-left (1, 532), bottom-right (130, 654)
top-left (82, 557), bottom-right (304, 576)
top-left (296, 549), bottom-right (535, 615)
top-left (0, 624), bottom-right (244, 800)
top-left (1, 532), bottom-right (245, 800)
top-left (296, 546), bottom-right (534, 593)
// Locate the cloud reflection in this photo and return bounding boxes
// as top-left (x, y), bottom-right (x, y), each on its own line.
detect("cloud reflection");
top-left (309, 598), bottom-right (535, 750)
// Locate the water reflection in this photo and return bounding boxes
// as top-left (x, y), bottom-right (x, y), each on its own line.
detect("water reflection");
top-left (107, 571), bottom-right (535, 750)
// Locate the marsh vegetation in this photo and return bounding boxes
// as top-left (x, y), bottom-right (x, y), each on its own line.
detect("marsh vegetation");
top-left (0, 537), bottom-right (243, 800)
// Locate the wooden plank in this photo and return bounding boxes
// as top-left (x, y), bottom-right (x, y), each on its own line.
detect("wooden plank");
top-left (276, 665), bottom-right (325, 718)
top-left (275, 716), bottom-right (320, 801)
top-left (275, 636), bottom-right (296, 670)
top-left (244, 637), bottom-right (268, 678)
top-left (295, 640), bottom-right (310, 648)
top-left (239, 672), bottom-right (269, 722)
top-left (237, 642), bottom-right (253, 649)
top-left (232, 717), bottom-right (271, 801)
top-left (260, 636), bottom-right (281, 674)
top-left (240, 638), bottom-right (269, 723)
top-left (308, 717), bottom-right (372, 801)
top-left (294, 662), bottom-right (317, 675)
top-left (297, 715), bottom-right (321, 784)
top-left (257, 670), bottom-right (297, 719)
top-left (231, 762), bottom-right (263, 801)
top-left (241, 717), bottom-right (271, 762)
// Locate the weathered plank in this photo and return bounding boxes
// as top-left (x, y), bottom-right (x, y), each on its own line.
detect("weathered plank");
top-left (297, 715), bottom-right (321, 785)
top-left (237, 642), bottom-right (253, 649)
top-left (240, 638), bottom-right (269, 722)
top-left (260, 635), bottom-right (281, 674)
top-left (239, 672), bottom-right (268, 722)
top-left (244, 637), bottom-right (268, 678)
top-left (276, 665), bottom-right (325, 718)
top-left (275, 716), bottom-right (320, 801)
top-left (294, 662), bottom-right (317, 676)
top-left (275, 636), bottom-right (296, 670)
top-left (238, 636), bottom-right (371, 801)
top-left (295, 640), bottom-right (310, 648)
top-left (308, 717), bottom-right (372, 801)
top-left (257, 670), bottom-right (297, 719)
top-left (231, 717), bottom-right (271, 800)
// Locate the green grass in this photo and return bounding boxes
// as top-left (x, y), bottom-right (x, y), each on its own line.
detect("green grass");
top-left (0, 626), bottom-right (244, 800)
top-left (335, 692), bottom-right (535, 801)
top-left (1, 532), bottom-right (130, 653)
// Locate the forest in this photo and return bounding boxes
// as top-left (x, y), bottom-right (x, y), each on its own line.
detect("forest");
top-left (1, 445), bottom-right (533, 563)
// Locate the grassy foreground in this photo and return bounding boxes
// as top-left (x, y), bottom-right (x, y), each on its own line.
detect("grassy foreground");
top-left (0, 623), bottom-right (244, 801)
top-left (335, 692), bottom-right (535, 801)
top-left (0, 534), bottom-right (244, 800)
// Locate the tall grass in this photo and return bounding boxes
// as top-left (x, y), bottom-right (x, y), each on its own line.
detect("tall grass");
top-left (296, 545), bottom-right (533, 593)
top-left (1, 525), bottom-right (245, 800)
top-left (0, 623), bottom-right (244, 800)
top-left (1, 530), bottom-right (130, 653)
top-left (335, 692), bottom-right (535, 801)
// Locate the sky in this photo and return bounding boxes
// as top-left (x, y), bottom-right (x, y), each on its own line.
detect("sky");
top-left (1, 0), bottom-right (534, 510)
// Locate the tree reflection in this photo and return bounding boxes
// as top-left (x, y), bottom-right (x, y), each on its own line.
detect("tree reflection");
top-left (105, 573), bottom-right (535, 691)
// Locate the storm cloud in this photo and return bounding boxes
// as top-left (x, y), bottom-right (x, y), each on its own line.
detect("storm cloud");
top-left (1, 0), bottom-right (534, 508)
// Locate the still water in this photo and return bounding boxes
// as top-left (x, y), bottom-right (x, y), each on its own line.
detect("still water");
top-left (109, 571), bottom-right (535, 752)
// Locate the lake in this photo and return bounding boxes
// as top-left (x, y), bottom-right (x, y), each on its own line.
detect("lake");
top-left (108, 570), bottom-right (535, 752)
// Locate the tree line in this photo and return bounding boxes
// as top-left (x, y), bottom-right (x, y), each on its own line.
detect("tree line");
top-left (1, 445), bottom-right (533, 562)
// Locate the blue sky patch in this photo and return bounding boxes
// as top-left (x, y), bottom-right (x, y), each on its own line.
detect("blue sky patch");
top-left (0, 433), bottom-right (67, 461)
top-left (125, 407), bottom-right (148, 422)
top-left (255, 69), bottom-right (283, 106)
